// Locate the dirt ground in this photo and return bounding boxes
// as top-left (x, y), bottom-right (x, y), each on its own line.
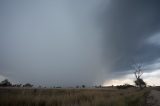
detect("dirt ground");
top-left (147, 90), bottom-right (160, 106)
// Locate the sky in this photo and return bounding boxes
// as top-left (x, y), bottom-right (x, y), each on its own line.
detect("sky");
top-left (0, 0), bottom-right (160, 87)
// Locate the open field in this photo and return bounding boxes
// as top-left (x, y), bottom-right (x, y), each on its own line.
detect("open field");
top-left (0, 87), bottom-right (155, 106)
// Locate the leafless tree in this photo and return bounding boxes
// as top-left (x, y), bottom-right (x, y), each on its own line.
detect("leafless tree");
top-left (133, 64), bottom-right (146, 89)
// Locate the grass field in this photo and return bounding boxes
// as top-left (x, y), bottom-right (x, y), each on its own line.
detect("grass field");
top-left (0, 87), bottom-right (149, 106)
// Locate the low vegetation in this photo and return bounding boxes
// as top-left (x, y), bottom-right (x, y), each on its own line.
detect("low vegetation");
top-left (117, 84), bottom-right (134, 89)
top-left (0, 88), bottom-right (148, 106)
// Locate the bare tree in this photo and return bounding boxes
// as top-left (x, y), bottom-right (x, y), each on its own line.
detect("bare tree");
top-left (133, 64), bottom-right (146, 89)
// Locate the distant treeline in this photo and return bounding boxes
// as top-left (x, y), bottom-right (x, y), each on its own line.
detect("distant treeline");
top-left (0, 79), bottom-right (151, 89)
top-left (116, 84), bottom-right (135, 89)
top-left (0, 79), bottom-right (87, 88)
top-left (0, 79), bottom-right (33, 87)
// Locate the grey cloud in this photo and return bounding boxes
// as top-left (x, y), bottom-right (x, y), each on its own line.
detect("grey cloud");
top-left (148, 33), bottom-right (160, 45)
top-left (100, 0), bottom-right (160, 72)
top-left (0, 0), bottom-right (106, 86)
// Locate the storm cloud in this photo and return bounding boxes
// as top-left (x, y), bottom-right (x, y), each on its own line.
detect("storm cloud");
top-left (101, 0), bottom-right (160, 72)
top-left (0, 0), bottom-right (160, 86)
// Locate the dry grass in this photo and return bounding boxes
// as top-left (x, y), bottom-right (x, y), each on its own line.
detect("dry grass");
top-left (0, 88), bottom-right (148, 106)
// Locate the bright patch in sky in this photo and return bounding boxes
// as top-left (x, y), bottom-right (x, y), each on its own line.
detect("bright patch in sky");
top-left (0, 75), bottom-right (5, 82)
top-left (103, 69), bottom-right (160, 86)
top-left (147, 33), bottom-right (160, 45)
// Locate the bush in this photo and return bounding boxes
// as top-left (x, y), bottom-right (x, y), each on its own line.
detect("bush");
top-left (117, 84), bottom-right (134, 89)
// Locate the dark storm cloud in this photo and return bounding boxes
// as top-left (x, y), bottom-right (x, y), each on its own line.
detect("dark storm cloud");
top-left (101, 0), bottom-right (160, 72)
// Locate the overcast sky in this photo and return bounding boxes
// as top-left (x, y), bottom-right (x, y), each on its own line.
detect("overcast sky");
top-left (1, 0), bottom-right (160, 87)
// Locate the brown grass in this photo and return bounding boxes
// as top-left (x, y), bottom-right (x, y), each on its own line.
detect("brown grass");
top-left (0, 88), bottom-right (148, 106)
